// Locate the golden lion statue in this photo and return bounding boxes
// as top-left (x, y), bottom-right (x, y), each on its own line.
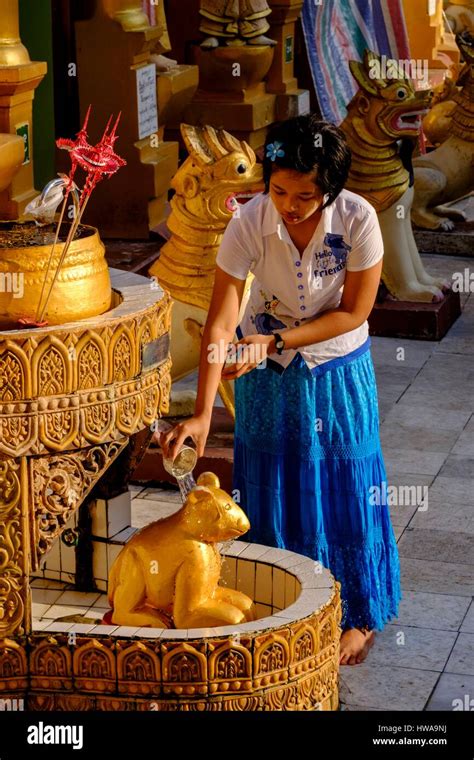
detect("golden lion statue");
top-left (149, 124), bottom-right (263, 418)
top-left (412, 31), bottom-right (474, 230)
top-left (340, 50), bottom-right (448, 302)
top-left (422, 68), bottom-right (461, 147)
top-left (107, 472), bottom-right (256, 629)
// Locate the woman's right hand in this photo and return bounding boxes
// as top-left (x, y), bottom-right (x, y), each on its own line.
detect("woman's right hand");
top-left (158, 413), bottom-right (212, 463)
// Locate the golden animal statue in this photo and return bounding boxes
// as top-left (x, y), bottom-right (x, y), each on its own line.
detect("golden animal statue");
top-left (340, 50), bottom-right (449, 302)
top-left (107, 472), bottom-right (256, 628)
top-left (412, 31), bottom-right (474, 230)
top-left (444, 0), bottom-right (474, 34)
top-left (422, 66), bottom-right (461, 146)
top-left (149, 123), bottom-right (263, 418)
top-left (199, 0), bottom-right (277, 47)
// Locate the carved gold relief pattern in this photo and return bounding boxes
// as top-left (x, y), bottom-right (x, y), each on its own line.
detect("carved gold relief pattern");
top-left (0, 292), bottom-right (172, 458)
top-left (29, 636), bottom-right (73, 691)
top-left (27, 693), bottom-right (55, 710)
top-left (0, 638), bottom-right (28, 691)
top-left (113, 332), bottom-right (133, 381)
top-left (208, 639), bottom-right (253, 694)
top-left (55, 694), bottom-right (96, 710)
top-left (0, 459), bottom-right (27, 638)
top-left (162, 643), bottom-right (207, 697)
top-left (117, 641), bottom-right (161, 696)
top-left (78, 341), bottom-right (103, 390)
top-left (0, 283), bottom-right (172, 651)
top-left (0, 351), bottom-right (24, 401)
top-left (73, 639), bottom-right (117, 694)
top-left (30, 441), bottom-right (128, 568)
top-left (253, 631), bottom-right (290, 689)
top-left (18, 583), bottom-right (340, 710)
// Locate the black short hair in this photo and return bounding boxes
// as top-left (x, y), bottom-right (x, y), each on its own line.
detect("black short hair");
top-left (263, 115), bottom-right (352, 208)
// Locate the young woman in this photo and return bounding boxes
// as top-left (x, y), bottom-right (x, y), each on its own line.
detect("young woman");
top-left (161, 115), bottom-right (402, 666)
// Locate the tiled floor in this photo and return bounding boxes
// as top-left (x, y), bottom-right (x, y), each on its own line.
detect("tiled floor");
top-left (134, 253), bottom-right (473, 712)
top-left (31, 578), bottom-right (110, 630)
top-left (341, 253), bottom-right (474, 711)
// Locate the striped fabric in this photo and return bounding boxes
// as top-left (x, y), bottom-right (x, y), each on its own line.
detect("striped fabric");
top-left (301, 0), bottom-right (411, 124)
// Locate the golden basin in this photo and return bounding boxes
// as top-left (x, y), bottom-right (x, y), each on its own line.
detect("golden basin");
top-left (0, 133), bottom-right (24, 191)
top-left (0, 221), bottom-right (112, 327)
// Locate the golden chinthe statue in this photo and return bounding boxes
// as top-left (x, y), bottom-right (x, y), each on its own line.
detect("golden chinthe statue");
top-left (108, 472), bottom-right (256, 628)
top-left (444, 0), bottom-right (474, 34)
top-left (422, 67), bottom-right (461, 146)
top-left (200, 0), bottom-right (277, 47)
top-left (149, 123), bottom-right (263, 416)
top-left (412, 31), bottom-right (474, 230)
top-left (340, 50), bottom-right (448, 302)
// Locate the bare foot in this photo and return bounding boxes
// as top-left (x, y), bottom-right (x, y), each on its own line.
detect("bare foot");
top-left (339, 628), bottom-right (376, 666)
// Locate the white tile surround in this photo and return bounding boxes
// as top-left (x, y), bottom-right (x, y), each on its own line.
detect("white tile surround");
top-left (33, 491), bottom-right (135, 591)
top-left (32, 541), bottom-right (336, 640)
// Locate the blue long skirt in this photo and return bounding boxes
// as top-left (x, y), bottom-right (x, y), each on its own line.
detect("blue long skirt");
top-left (232, 338), bottom-right (402, 631)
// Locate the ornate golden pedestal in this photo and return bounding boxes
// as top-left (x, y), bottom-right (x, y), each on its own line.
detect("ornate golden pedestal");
top-left (2, 544), bottom-right (342, 711)
top-left (0, 268), bottom-right (171, 643)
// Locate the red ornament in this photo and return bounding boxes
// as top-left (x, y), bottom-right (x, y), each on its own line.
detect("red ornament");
top-left (20, 107), bottom-right (127, 328)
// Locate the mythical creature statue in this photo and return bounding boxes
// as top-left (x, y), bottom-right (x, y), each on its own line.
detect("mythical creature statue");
top-left (149, 123), bottom-right (263, 417)
top-left (412, 31), bottom-right (474, 230)
top-left (444, 0), bottom-right (474, 34)
top-left (340, 50), bottom-right (449, 302)
top-left (422, 66), bottom-right (461, 146)
top-left (107, 472), bottom-right (255, 628)
top-left (199, 0), bottom-right (277, 47)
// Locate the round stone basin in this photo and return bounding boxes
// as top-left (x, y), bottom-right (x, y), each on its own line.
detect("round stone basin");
top-left (29, 542), bottom-right (342, 711)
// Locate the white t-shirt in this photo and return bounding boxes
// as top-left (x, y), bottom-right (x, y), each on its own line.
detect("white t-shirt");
top-left (215, 189), bottom-right (384, 372)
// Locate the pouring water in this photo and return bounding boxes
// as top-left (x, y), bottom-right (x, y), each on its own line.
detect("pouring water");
top-left (154, 419), bottom-right (197, 501)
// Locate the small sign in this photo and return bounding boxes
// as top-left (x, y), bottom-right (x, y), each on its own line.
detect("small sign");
top-left (285, 35), bottom-right (293, 63)
top-left (299, 90), bottom-right (311, 115)
top-left (142, 332), bottom-right (170, 369)
top-left (16, 122), bottom-right (30, 164)
top-left (136, 63), bottom-right (158, 140)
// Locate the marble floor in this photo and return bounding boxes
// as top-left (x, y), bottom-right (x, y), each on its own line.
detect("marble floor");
top-left (130, 253), bottom-right (474, 712)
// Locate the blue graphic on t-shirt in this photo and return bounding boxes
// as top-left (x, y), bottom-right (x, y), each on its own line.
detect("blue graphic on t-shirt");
top-left (323, 233), bottom-right (352, 266)
top-left (254, 312), bottom-right (287, 335)
top-left (313, 234), bottom-right (352, 280)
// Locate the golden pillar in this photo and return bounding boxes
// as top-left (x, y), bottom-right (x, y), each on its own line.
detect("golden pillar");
top-left (0, 0), bottom-right (47, 219)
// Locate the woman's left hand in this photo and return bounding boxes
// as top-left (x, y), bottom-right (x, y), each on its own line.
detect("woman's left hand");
top-left (221, 334), bottom-right (275, 380)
